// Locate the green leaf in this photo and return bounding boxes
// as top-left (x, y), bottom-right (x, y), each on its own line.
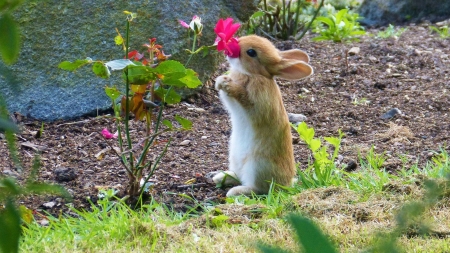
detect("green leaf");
top-left (0, 13), bottom-right (20, 64)
top-left (335, 9), bottom-right (348, 24)
top-left (114, 35), bottom-right (123, 45)
top-left (287, 214), bottom-right (337, 253)
top-left (160, 71), bottom-right (188, 87)
top-left (92, 62), bottom-right (110, 79)
top-left (155, 86), bottom-right (181, 104)
top-left (179, 69), bottom-right (202, 88)
top-left (58, 59), bottom-right (91, 71)
top-left (250, 10), bottom-right (265, 19)
top-left (162, 119), bottom-right (173, 130)
top-left (310, 138), bottom-right (321, 152)
top-left (297, 122), bottom-right (314, 143)
top-left (175, 115), bottom-right (192, 130)
top-left (127, 65), bottom-right (156, 84)
top-left (105, 86), bottom-right (121, 101)
top-left (154, 60), bottom-right (186, 75)
top-left (315, 17), bottom-right (335, 29)
top-left (324, 137), bottom-right (340, 149)
top-left (0, 199), bottom-right (21, 253)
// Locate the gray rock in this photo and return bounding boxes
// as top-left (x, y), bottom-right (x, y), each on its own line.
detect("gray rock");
top-left (1, 1), bottom-right (258, 121)
top-left (358, 0), bottom-right (450, 26)
top-left (54, 167), bottom-right (77, 182)
top-left (381, 108), bottom-right (403, 119)
top-left (288, 113), bottom-right (307, 123)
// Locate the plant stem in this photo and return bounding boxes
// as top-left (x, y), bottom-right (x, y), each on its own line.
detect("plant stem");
top-left (292, 0), bottom-right (302, 36)
top-left (295, 0), bottom-right (325, 40)
top-left (124, 19), bottom-right (134, 172)
top-left (185, 34), bottom-right (197, 67)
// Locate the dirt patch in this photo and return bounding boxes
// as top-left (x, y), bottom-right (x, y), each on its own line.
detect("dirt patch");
top-left (1, 23), bottom-right (449, 215)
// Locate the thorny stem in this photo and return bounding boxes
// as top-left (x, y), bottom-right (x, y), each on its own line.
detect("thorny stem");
top-left (138, 138), bottom-right (171, 197)
top-left (124, 18), bottom-right (134, 177)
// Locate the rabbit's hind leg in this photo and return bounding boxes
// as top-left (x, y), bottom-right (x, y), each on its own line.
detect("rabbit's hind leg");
top-left (226, 185), bottom-right (260, 197)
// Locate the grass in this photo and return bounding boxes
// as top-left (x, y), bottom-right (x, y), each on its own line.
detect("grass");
top-left (20, 149), bottom-right (450, 253)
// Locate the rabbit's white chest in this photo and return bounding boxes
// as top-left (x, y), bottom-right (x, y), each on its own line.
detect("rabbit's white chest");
top-left (219, 91), bottom-right (256, 175)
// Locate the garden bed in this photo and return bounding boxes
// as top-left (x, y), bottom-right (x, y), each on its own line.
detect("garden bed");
top-left (1, 23), bottom-right (449, 217)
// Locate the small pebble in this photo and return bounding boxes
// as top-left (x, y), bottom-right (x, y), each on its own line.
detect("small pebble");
top-left (42, 201), bottom-right (56, 209)
top-left (348, 47), bottom-right (360, 55)
top-left (345, 160), bottom-right (358, 172)
top-left (39, 219), bottom-right (50, 226)
top-left (54, 167), bottom-right (77, 182)
top-left (179, 140), bottom-right (191, 146)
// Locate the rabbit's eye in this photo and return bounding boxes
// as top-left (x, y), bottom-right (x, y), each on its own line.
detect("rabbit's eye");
top-left (246, 49), bottom-right (257, 57)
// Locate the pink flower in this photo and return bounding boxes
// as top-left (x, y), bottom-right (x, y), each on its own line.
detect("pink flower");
top-left (179, 15), bottom-right (203, 35)
top-left (101, 128), bottom-right (118, 139)
top-left (214, 18), bottom-right (241, 58)
top-left (179, 20), bottom-right (189, 29)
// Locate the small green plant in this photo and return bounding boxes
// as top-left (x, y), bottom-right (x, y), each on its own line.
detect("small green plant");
top-left (59, 12), bottom-right (201, 203)
top-left (377, 24), bottom-right (407, 39)
top-left (293, 122), bottom-right (344, 188)
top-left (429, 25), bottom-right (450, 39)
top-left (351, 96), bottom-right (370, 105)
top-left (246, 0), bottom-right (324, 40)
top-left (312, 8), bottom-right (366, 42)
top-left (344, 147), bottom-right (395, 193)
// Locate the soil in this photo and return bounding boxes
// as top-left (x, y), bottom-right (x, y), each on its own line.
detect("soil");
top-left (1, 24), bottom-right (449, 216)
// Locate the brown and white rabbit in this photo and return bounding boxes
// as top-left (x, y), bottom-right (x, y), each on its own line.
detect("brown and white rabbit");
top-left (213, 35), bottom-right (313, 197)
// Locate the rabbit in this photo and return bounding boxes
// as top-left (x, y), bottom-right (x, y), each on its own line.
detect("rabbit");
top-left (213, 35), bottom-right (314, 197)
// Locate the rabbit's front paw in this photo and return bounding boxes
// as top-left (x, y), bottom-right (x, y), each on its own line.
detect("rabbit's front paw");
top-left (215, 75), bottom-right (232, 91)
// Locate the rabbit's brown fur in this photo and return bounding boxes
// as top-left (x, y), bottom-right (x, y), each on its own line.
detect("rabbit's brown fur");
top-left (213, 35), bottom-right (313, 196)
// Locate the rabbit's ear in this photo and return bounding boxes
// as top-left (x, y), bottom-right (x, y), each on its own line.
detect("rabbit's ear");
top-left (279, 49), bottom-right (310, 63)
top-left (275, 60), bottom-right (313, 80)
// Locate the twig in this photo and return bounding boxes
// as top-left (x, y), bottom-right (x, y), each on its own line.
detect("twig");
top-left (176, 183), bottom-right (207, 189)
top-left (345, 48), bottom-right (349, 75)
top-left (120, 128), bottom-right (170, 155)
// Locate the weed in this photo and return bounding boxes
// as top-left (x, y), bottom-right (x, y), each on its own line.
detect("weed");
top-left (343, 147), bottom-right (394, 193)
top-left (312, 8), bottom-right (366, 42)
top-left (293, 122), bottom-right (345, 189)
top-left (351, 96), bottom-right (370, 105)
top-left (429, 25), bottom-right (450, 39)
top-left (377, 24), bottom-right (407, 39)
top-left (246, 0), bottom-right (324, 40)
